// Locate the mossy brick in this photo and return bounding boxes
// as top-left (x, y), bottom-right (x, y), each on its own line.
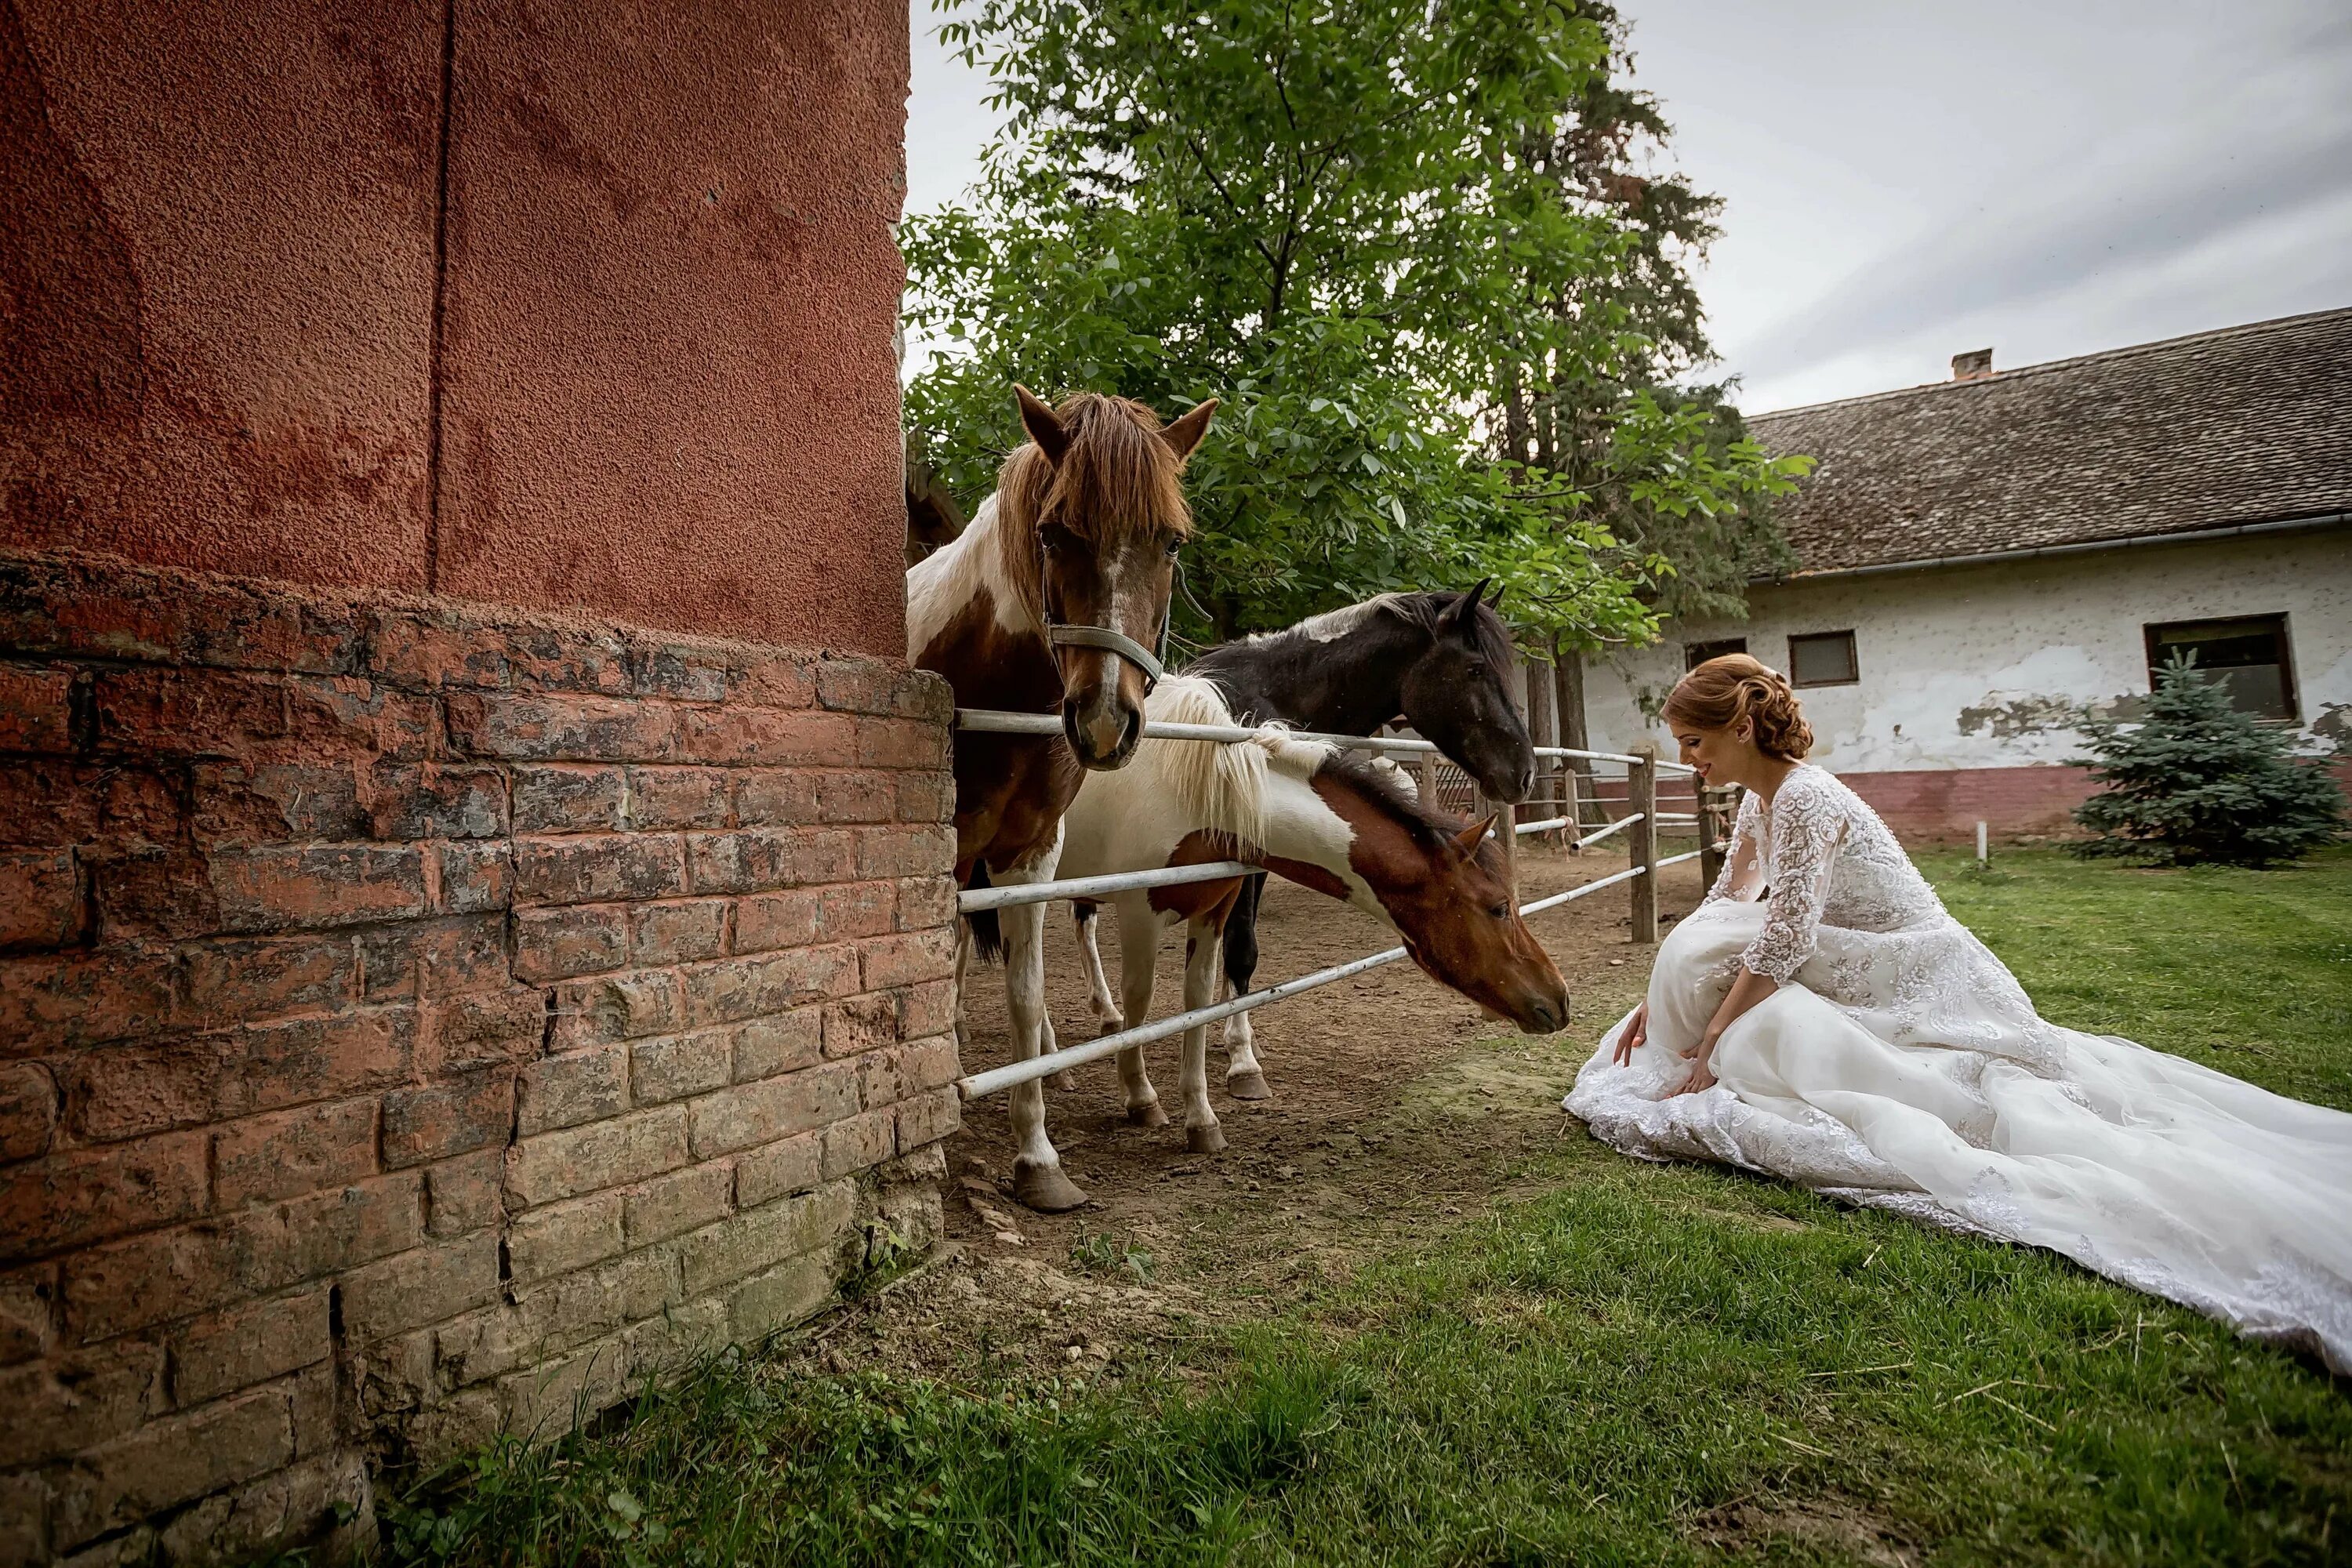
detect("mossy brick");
top-left (681, 946), bottom-right (858, 1027)
top-left (732, 1131), bottom-right (821, 1210)
top-left (383, 1070), bottom-right (516, 1167)
top-left (630, 898), bottom-right (729, 965)
top-left (687, 1062), bottom-right (858, 1160)
top-left (444, 1247), bottom-right (673, 1389)
top-left (514, 904), bottom-right (628, 982)
top-left (338, 1232), bottom-right (502, 1343)
top-left (506, 1192), bottom-right (624, 1283)
top-left (728, 1250), bottom-right (837, 1343)
top-left (0, 1470), bottom-right (45, 1566)
top-left (212, 1098), bottom-right (379, 1207)
top-left (623, 1295), bottom-right (729, 1381)
top-left (47, 1383), bottom-right (294, 1552)
top-left (516, 1045), bottom-right (628, 1136)
top-left (170, 1287), bottom-right (332, 1405)
top-left (444, 692), bottom-right (678, 762)
top-left (505, 1105), bottom-right (691, 1207)
top-left (678, 706), bottom-right (856, 768)
top-left (210, 844), bottom-right (427, 931)
top-left (496, 1335), bottom-right (632, 1439)
top-left (0, 1132), bottom-right (208, 1258)
top-left (510, 765), bottom-right (628, 833)
top-left (623, 1162), bottom-right (733, 1247)
top-left (0, 849), bottom-right (80, 949)
top-left (153, 1450), bottom-right (371, 1567)
top-left (630, 1029), bottom-right (731, 1105)
top-left (0, 1341), bottom-right (165, 1470)
top-left (675, 1180), bottom-right (855, 1297)
top-left (421, 988), bottom-right (546, 1074)
top-left (732, 1007), bottom-right (823, 1082)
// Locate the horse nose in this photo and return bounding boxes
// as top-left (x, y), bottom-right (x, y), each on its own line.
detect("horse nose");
top-left (1520, 985), bottom-right (1569, 1035)
top-left (1062, 687), bottom-right (1142, 769)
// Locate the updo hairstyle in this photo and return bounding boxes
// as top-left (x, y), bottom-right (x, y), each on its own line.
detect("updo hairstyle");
top-left (1663, 653), bottom-right (1813, 760)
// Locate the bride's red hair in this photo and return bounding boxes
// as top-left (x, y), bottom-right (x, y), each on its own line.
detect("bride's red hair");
top-left (1664, 654), bottom-right (1813, 760)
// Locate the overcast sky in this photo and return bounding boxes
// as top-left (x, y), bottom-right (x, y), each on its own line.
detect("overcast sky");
top-left (904, 1), bottom-right (2352, 413)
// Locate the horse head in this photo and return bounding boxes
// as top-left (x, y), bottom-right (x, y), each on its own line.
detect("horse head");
top-left (1397, 581), bottom-right (1535, 803)
top-left (1000, 386), bottom-right (1218, 770)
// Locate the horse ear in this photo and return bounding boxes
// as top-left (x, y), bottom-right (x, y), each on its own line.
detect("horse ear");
top-left (1449, 815), bottom-right (1495, 862)
top-left (1014, 385), bottom-right (1071, 466)
top-left (1486, 581), bottom-right (1505, 611)
top-left (1160, 397), bottom-right (1220, 463)
top-left (1448, 580), bottom-right (1490, 630)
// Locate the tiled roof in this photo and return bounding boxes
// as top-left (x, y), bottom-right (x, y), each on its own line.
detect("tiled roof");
top-left (1745, 307), bottom-right (2352, 575)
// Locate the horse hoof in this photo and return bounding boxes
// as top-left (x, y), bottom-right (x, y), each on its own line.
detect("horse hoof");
top-left (1051, 1070), bottom-right (1079, 1093)
top-left (1095, 1016), bottom-right (1127, 1036)
top-left (1225, 1069), bottom-right (1272, 1102)
top-left (1012, 1160), bottom-right (1089, 1213)
top-left (1127, 1100), bottom-right (1171, 1127)
top-left (1186, 1124), bottom-right (1228, 1156)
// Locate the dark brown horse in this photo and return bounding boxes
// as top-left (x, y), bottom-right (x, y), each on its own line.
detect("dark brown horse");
top-left (908, 387), bottom-right (1217, 1209)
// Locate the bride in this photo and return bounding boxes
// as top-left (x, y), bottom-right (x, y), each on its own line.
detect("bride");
top-left (1565, 654), bottom-right (2352, 1371)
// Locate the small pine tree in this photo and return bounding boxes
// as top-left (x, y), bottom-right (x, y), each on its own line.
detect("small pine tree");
top-left (2072, 655), bottom-right (2347, 866)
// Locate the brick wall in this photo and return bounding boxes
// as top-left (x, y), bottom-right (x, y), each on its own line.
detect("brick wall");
top-left (0, 550), bottom-right (959, 1564)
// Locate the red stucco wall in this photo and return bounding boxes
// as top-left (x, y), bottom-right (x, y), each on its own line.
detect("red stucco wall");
top-left (1, 0), bottom-right (909, 655)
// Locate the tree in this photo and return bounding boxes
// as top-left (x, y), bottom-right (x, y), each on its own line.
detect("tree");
top-left (903, 0), bottom-right (1799, 654)
top-left (2071, 657), bottom-right (2346, 867)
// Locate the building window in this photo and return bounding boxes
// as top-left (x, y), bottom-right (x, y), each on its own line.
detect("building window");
top-left (1684, 638), bottom-right (1747, 670)
top-left (1788, 630), bottom-right (1859, 688)
top-left (2145, 615), bottom-right (2296, 720)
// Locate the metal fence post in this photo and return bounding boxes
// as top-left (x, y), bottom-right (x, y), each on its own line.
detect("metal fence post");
top-left (1629, 744), bottom-right (1658, 943)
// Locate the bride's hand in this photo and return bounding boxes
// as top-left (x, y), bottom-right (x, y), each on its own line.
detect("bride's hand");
top-left (1671, 1040), bottom-right (1719, 1097)
top-left (1612, 1001), bottom-right (1650, 1066)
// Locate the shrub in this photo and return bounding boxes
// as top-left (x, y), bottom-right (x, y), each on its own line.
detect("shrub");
top-left (2072, 655), bottom-right (2345, 866)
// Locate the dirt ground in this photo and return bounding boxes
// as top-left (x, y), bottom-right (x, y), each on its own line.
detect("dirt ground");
top-left (786, 843), bottom-right (1708, 1382)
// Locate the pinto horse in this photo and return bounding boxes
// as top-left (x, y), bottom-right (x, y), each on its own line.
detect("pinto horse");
top-left (1072, 584), bottom-right (1534, 1098)
top-left (993, 678), bottom-right (1567, 1207)
top-left (909, 387), bottom-right (1218, 1207)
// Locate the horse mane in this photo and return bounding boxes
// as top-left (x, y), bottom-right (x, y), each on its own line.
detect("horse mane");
top-left (993, 392), bottom-right (1194, 623)
top-left (1249, 590), bottom-right (1516, 668)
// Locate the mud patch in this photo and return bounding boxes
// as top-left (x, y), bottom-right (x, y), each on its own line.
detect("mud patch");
top-left (1691, 1493), bottom-right (1918, 1566)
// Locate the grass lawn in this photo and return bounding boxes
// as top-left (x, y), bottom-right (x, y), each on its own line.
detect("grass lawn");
top-left (381, 849), bottom-right (2352, 1567)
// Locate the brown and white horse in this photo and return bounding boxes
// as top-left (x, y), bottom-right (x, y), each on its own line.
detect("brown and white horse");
top-left (1000, 677), bottom-right (1570, 1206)
top-left (909, 386), bottom-right (1218, 1210)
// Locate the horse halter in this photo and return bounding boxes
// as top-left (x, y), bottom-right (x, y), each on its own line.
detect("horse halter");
top-left (1036, 538), bottom-right (1172, 692)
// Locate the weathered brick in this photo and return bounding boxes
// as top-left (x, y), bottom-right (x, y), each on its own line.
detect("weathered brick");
top-left (815, 769), bottom-right (893, 823)
top-left (237, 1006), bottom-right (415, 1117)
top-left (899, 978), bottom-right (956, 1039)
top-left (87, 844), bottom-right (222, 942)
top-left (630, 1029), bottom-right (731, 1105)
top-left (211, 844), bottom-right (427, 931)
top-left (629, 766), bottom-right (732, 829)
top-left (0, 1468), bottom-right (42, 1566)
top-left (0, 848), bottom-right (80, 949)
top-left (812, 659), bottom-right (899, 716)
top-left (630, 898), bottom-right (729, 965)
top-left (858, 823), bottom-right (955, 880)
top-left (860, 927), bottom-right (957, 990)
top-left (0, 945), bottom-right (174, 1053)
top-left (679, 706), bottom-right (855, 768)
top-left (624, 1295), bottom-right (729, 1381)
top-left (367, 608), bottom-right (631, 695)
top-left (728, 1251), bottom-right (836, 1342)
top-left (0, 1132), bottom-right (208, 1257)
top-left (213, 1099), bottom-right (379, 1207)
top-left (424, 1149), bottom-right (506, 1238)
top-left (58, 1033), bottom-right (233, 1141)
top-left (857, 717), bottom-right (949, 771)
top-left (187, 756), bottom-right (369, 843)
top-left (517, 1045), bottom-right (628, 1135)
top-left (507, 1193), bottom-right (624, 1283)
top-left (0, 1059), bottom-right (59, 1161)
top-left (506, 1105), bottom-right (690, 1207)
top-left (0, 661), bottom-right (77, 751)
top-left (283, 676), bottom-right (440, 763)
top-left (687, 1063), bottom-right (858, 1160)
top-left (731, 887), bottom-right (820, 953)
top-left (681, 946), bottom-right (858, 1028)
top-left (171, 1287), bottom-right (332, 1405)
top-left (339, 1232), bottom-right (502, 1342)
top-left (49, 1384), bottom-right (294, 1552)
top-left (446, 1247), bottom-right (673, 1388)
top-left (820, 1106), bottom-right (895, 1181)
top-left (823, 993), bottom-right (901, 1061)
top-left (0, 1263), bottom-right (58, 1363)
top-left (896, 1087), bottom-right (963, 1149)
top-left (725, 652), bottom-right (818, 710)
top-left (2, 557), bottom-right (361, 673)
top-left (179, 933), bottom-right (359, 1026)
top-left (513, 833), bottom-right (685, 907)
top-left (547, 971), bottom-right (684, 1047)
top-left (370, 764), bottom-right (509, 840)
top-left (684, 828), bottom-right (804, 895)
top-left (626, 641), bottom-right (733, 703)
top-left (435, 840), bottom-right (516, 914)
top-left (510, 764), bottom-right (627, 833)
top-left (733, 1131), bottom-right (821, 1209)
top-left (513, 904), bottom-right (628, 982)
top-left (496, 1335), bottom-right (632, 1438)
top-left (445, 691), bottom-right (677, 762)
top-left (0, 1341), bottom-right (165, 1471)
top-left (732, 1008), bottom-right (822, 1082)
top-left (895, 874), bottom-right (957, 932)
top-left (677, 1180), bottom-right (855, 1297)
top-left (154, 1448), bottom-right (368, 1566)
top-left (384, 1070), bottom-right (516, 1167)
top-left (895, 770), bottom-right (954, 825)
top-left (858, 1035), bottom-right (961, 1108)
top-left (93, 666), bottom-right (287, 756)
top-left (730, 768), bottom-right (822, 828)
top-left (358, 915), bottom-right (506, 1000)
top-left (623, 1162), bottom-right (732, 1247)
top-left (422, 988), bottom-right (546, 1073)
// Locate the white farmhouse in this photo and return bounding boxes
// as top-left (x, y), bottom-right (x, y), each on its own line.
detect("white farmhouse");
top-left (1581, 308), bottom-right (2352, 839)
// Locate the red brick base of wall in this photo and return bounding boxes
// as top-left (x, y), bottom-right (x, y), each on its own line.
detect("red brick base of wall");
top-left (0, 549), bottom-right (960, 1564)
top-left (1834, 761), bottom-right (2352, 843)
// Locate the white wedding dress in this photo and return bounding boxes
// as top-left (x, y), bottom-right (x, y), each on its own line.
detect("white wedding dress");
top-left (1565, 763), bottom-right (2352, 1372)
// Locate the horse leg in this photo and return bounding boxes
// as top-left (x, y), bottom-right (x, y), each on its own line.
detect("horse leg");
top-left (952, 917), bottom-right (973, 1054)
top-left (1075, 902), bottom-right (1123, 1029)
top-left (1181, 915), bottom-right (1226, 1155)
top-left (1112, 894), bottom-right (1167, 1127)
top-left (1221, 873), bottom-right (1272, 1100)
top-left (997, 863), bottom-right (1087, 1212)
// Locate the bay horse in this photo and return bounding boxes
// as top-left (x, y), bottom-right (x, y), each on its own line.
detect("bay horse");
top-left (1072, 584), bottom-right (1534, 1098)
top-left (909, 386), bottom-right (1218, 1209)
top-left (997, 677), bottom-right (1568, 1208)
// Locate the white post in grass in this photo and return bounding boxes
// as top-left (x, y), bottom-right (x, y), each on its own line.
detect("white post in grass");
top-left (1976, 820), bottom-right (1989, 869)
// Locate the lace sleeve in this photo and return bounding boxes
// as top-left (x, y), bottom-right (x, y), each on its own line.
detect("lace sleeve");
top-left (1741, 773), bottom-right (1844, 983)
top-left (1700, 790), bottom-right (1763, 906)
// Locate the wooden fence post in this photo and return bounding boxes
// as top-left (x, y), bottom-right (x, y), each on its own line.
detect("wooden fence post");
top-left (1417, 750), bottom-right (1438, 812)
top-left (1629, 744), bottom-right (1657, 943)
top-left (1562, 764), bottom-right (1581, 851)
top-left (1697, 785), bottom-right (1728, 887)
top-left (1479, 788), bottom-right (1519, 898)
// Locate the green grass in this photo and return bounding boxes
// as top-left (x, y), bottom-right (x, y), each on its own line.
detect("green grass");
top-left (379, 851), bottom-right (2352, 1567)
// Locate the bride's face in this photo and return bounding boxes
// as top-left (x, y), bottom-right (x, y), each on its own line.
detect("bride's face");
top-left (1672, 721), bottom-right (1762, 789)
